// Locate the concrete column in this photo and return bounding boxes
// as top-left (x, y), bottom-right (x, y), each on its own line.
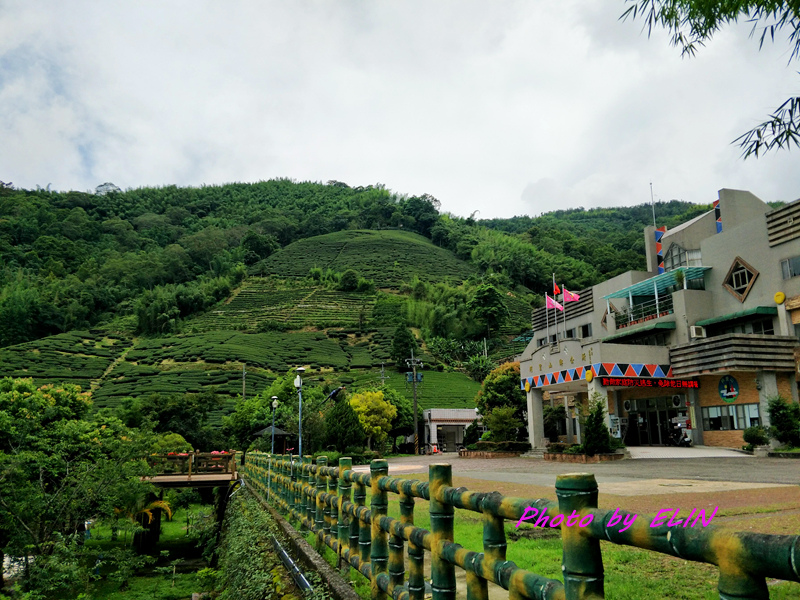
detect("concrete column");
top-left (573, 405), bottom-right (582, 445)
top-left (791, 373), bottom-right (799, 404)
top-left (564, 395), bottom-right (574, 444)
top-left (777, 303), bottom-right (791, 336)
top-left (688, 388), bottom-right (703, 445)
top-left (587, 378), bottom-right (612, 428)
top-left (759, 371), bottom-right (778, 428)
top-left (527, 388), bottom-right (546, 449)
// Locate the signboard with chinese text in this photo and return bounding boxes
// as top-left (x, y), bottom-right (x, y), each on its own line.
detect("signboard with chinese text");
top-left (599, 376), bottom-right (699, 389)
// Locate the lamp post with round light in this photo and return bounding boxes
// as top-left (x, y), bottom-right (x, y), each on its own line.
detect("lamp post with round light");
top-left (268, 396), bottom-right (278, 502)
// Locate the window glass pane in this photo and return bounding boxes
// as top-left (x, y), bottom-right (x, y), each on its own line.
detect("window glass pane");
top-left (782, 259), bottom-right (791, 279)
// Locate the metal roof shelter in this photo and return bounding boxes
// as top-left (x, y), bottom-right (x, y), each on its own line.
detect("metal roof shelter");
top-left (601, 266), bottom-right (712, 300)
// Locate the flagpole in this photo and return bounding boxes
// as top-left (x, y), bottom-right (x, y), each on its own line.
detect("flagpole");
top-left (546, 295), bottom-right (550, 345)
top-left (552, 273), bottom-right (558, 342)
top-left (562, 283), bottom-right (567, 336)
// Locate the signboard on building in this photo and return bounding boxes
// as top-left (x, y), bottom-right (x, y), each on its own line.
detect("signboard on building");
top-left (599, 377), bottom-right (699, 389)
top-left (718, 375), bottom-right (739, 403)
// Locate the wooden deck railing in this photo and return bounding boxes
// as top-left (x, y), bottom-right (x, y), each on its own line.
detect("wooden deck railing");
top-left (147, 452), bottom-right (236, 479)
top-left (239, 452), bottom-right (800, 600)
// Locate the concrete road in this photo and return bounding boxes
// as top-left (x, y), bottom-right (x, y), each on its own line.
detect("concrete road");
top-left (350, 452), bottom-right (800, 496)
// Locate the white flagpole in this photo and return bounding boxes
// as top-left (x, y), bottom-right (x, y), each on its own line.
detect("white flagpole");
top-left (546, 295), bottom-right (550, 344)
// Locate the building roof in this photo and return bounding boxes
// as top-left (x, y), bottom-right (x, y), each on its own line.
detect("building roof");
top-left (253, 425), bottom-right (290, 437)
top-left (602, 266), bottom-right (712, 299)
top-left (696, 306), bottom-right (777, 327)
top-left (602, 321), bottom-right (676, 342)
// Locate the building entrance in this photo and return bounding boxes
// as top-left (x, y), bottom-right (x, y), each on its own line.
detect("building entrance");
top-left (623, 396), bottom-right (689, 446)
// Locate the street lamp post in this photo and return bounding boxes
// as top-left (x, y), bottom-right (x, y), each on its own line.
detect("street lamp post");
top-left (294, 367), bottom-right (305, 462)
top-left (405, 350), bottom-right (423, 455)
top-left (268, 396), bottom-right (278, 502)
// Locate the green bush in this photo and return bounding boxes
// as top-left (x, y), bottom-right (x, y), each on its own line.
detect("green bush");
top-left (767, 395), bottom-right (800, 448)
top-left (474, 441), bottom-right (531, 453)
top-left (563, 444), bottom-right (584, 454)
top-left (743, 425), bottom-right (770, 447)
top-left (581, 395), bottom-right (613, 456)
top-left (547, 442), bottom-right (569, 453)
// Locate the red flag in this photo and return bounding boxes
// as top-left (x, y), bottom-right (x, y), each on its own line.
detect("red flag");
top-left (563, 288), bottom-right (580, 302)
top-left (546, 294), bottom-right (564, 311)
top-left (554, 282), bottom-right (561, 294)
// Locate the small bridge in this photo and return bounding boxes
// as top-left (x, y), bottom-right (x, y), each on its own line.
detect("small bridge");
top-left (146, 452), bottom-right (238, 488)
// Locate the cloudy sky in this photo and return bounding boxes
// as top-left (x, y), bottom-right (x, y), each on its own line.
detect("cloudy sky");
top-left (1, 1), bottom-right (799, 218)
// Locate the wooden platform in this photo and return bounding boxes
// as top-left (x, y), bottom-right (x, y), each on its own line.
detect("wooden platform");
top-left (148, 473), bottom-right (239, 488)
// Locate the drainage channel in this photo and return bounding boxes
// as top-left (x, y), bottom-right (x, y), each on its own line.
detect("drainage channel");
top-left (272, 535), bottom-right (314, 596)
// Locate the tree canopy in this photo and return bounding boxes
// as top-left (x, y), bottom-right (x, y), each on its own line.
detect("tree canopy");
top-left (623, 0), bottom-right (800, 157)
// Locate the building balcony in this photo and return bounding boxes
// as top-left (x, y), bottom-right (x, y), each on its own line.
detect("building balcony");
top-left (612, 295), bottom-right (674, 329)
top-left (669, 333), bottom-right (798, 377)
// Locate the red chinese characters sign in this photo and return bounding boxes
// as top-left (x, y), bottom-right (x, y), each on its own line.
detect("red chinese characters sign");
top-left (599, 377), bottom-right (699, 389)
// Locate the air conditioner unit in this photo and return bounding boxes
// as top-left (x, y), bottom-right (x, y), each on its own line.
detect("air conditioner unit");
top-left (690, 325), bottom-right (707, 339)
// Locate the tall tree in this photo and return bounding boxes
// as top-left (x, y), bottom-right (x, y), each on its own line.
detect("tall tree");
top-left (349, 390), bottom-right (397, 450)
top-left (467, 284), bottom-right (509, 336)
top-left (623, 0), bottom-right (800, 157)
top-left (390, 324), bottom-right (418, 370)
top-left (474, 362), bottom-right (526, 425)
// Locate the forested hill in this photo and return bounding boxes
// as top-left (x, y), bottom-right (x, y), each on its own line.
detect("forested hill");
top-left (0, 178), bottom-right (708, 347)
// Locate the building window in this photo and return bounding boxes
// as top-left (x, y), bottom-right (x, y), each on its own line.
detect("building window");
top-left (723, 257), bottom-right (759, 302)
top-left (701, 404), bottom-right (760, 431)
top-left (564, 328), bottom-right (576, 339)
top-left (537, 338), bottom-right (547, 347)
top-left (781, 255), bottom-right (800, 279)
top-left (664, 244), bottom-right (686, 271)
top-left (579, 323), bottom-right (592, 338)
top-left (664, 245), bottom-right (702, 272)
top-left (716, 318), bottom-right (775, 336)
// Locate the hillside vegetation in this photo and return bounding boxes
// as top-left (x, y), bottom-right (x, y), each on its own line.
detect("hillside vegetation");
top-left (256, 229), bottom-right (475, 286)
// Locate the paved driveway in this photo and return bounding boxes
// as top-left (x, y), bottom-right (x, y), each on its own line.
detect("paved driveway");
top-left (353, 452), bottom-right (800, 495)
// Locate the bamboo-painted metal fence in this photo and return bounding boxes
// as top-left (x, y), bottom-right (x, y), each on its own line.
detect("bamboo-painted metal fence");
top-left (239, 452), bottom-right (800, 600)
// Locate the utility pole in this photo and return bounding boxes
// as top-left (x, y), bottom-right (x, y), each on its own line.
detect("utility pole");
top-left (378, 363), bottom-right (390, 387)
top-left (405, 350), bottom-right (423, 455)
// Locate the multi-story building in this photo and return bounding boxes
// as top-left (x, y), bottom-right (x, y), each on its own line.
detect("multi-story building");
top-left (518, 189), bottom-right (800, 449)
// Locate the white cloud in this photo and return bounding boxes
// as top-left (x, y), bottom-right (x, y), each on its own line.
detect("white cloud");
top-left (1, 0), bottom-right (797, 216)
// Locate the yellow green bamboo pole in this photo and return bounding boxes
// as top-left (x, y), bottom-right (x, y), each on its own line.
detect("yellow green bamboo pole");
top-left (338, 457), bottom-right (353, 573)
top-left (556, 473), bottom-right (603, 600)
top-left (370, 459), bottom-right (389, 600)
top-left (430, 463), bottom-right (456, 600)
top-left (400, 487), bottom-right (424, 600)
top-left (316, 456), bottom-right (328, 550)
top-left (355, 469), bottom-right (371, 566)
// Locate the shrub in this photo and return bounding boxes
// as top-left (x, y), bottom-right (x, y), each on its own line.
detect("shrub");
top-left (581, 395), bottom-right (613, 456)
top-left (563, 444), bottom-right (583, 454)
top-left (463, 419), bottom-right (481, 446)
top-left (483, 406), bottom-right (523, 442)
top-left (743, 425), bottom-right (770, 447)
top-left (547, 442), bottom-right (568, 453)
top-left (767, 395), bottom-right (800, 448)
top-left (474, 441), bottom-right (530, 453)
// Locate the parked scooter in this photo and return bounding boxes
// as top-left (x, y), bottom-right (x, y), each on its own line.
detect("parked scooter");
top-left (666, 426), bottom-right (693, 447)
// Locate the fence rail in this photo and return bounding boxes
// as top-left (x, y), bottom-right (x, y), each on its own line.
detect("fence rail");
top-left (147, 452), bottom-right (236, 478)
top-left (239, 452), bottom-right (800, 600)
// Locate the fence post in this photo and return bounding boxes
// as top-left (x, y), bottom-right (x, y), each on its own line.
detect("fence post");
top-left (401, 489), bottom-right (423, 600)
top-left (338, 457), bottom-right (353, 573)
top-left (356, 471), bottom-right (371, 567)
top-left (316, 456), bottom-right (328, 550)
top-left (370, 459), bottom-right (389, 600)
top-left (473, 493), bottom-right (506, 600)
top-left (302, 456), bottom-right (312, 528)
top-left (430, 463), bottom-right (456, 600)
top-left (328, 458), bottom-right (338, 548)
top-left (556, 473), bottom-right (604, 600)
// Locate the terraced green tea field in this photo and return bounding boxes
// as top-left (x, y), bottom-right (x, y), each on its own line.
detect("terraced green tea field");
top-left (0, 331), bottom-right (131, 390)
top-left (340, 369), bottom-right (481, 411)
top-left (256, 230), bottom-right (475, 287)
top-left (189, 280), bottom-right (376, 332)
